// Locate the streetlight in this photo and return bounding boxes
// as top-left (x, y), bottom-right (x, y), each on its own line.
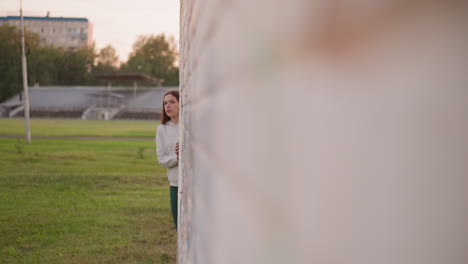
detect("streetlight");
top-left (20, 0), bottom-right (31, 144)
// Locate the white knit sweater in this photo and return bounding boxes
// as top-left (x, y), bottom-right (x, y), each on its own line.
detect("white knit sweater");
top-left (156, 121), bottom-right (179, 186)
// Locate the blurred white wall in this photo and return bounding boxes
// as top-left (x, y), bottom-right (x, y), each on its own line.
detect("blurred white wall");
top-left (179, 1), bottom-right (468, 263)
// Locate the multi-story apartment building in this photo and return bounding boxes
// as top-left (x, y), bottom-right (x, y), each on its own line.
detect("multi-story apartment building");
top-left (0, 15), bottom-right (92, 50)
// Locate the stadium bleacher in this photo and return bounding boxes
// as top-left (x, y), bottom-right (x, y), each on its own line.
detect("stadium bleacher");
top-left (0, 86), bottom-right (176, 120)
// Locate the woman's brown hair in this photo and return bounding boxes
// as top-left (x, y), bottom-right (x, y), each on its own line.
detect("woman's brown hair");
top-left (161, 90), bottom-right (180, 124)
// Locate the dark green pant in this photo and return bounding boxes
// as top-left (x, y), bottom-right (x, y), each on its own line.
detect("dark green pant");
top-left (170, 186), bottom-right (178, 230)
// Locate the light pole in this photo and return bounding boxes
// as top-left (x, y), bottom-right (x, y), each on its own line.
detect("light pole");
top-left (20, 0), bottom-right (31, 144)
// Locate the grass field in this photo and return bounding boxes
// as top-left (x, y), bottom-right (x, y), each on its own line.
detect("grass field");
top-left (0, 118), bottom-right (157, 138)
top-left (0, 119), bottom-right (176, 264)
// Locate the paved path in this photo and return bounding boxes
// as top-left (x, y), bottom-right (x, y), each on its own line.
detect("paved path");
top-left (0, 135), bottom-right (153, 141)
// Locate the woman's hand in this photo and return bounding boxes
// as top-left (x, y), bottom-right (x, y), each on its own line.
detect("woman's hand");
top-left (175, 142), bottom-right (179, 160)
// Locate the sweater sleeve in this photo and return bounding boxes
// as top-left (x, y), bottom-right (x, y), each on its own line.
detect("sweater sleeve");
top-left (156, 125), bottom-right (178, 168)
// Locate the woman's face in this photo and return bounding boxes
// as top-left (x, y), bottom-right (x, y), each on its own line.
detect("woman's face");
top-left (163, 94), bottom-right (179, 119)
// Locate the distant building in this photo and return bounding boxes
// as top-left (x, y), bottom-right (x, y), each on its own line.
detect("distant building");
top-left (0, 15), bottom-right (92, 50)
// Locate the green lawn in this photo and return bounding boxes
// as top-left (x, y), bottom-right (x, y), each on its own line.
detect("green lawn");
top-left (0, 119), bottom-right (176, 264)
top-left (0, 118), bottom-right (158, 138)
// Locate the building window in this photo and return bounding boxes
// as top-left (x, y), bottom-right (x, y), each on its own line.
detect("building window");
top-left (41, 28), bottom-right (44, 33)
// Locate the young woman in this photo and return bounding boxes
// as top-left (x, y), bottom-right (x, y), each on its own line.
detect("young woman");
top-left (156, 90), bottom-right (180, 230)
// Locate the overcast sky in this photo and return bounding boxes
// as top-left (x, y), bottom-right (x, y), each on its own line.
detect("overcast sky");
top-left (1, 0), bottom-right (180, 62)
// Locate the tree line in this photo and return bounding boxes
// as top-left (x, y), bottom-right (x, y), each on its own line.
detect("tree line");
top-left (0, 24), bottom-right (179, 102)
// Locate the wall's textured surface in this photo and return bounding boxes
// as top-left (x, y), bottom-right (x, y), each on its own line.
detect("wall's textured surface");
top-left (179, 1), bottom-right (468, 263)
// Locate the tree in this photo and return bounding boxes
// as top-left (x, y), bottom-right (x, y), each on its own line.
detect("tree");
top-left (0, 24), bottom-right (40, 102)
top-left (28, 46), bottom-right (63, 86)
top-left (121, 34), bottom-right (179, 86)
top-left (0, 28), bottom-right (180, 100)
top-left (92, 45), bottom-right (119, 75)
top-left (57, 46), bottom-right (96, 85)
top-left (0, 23), bottom-right (98, 94)
top-left (97, 45), bottom-right (119, 67)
